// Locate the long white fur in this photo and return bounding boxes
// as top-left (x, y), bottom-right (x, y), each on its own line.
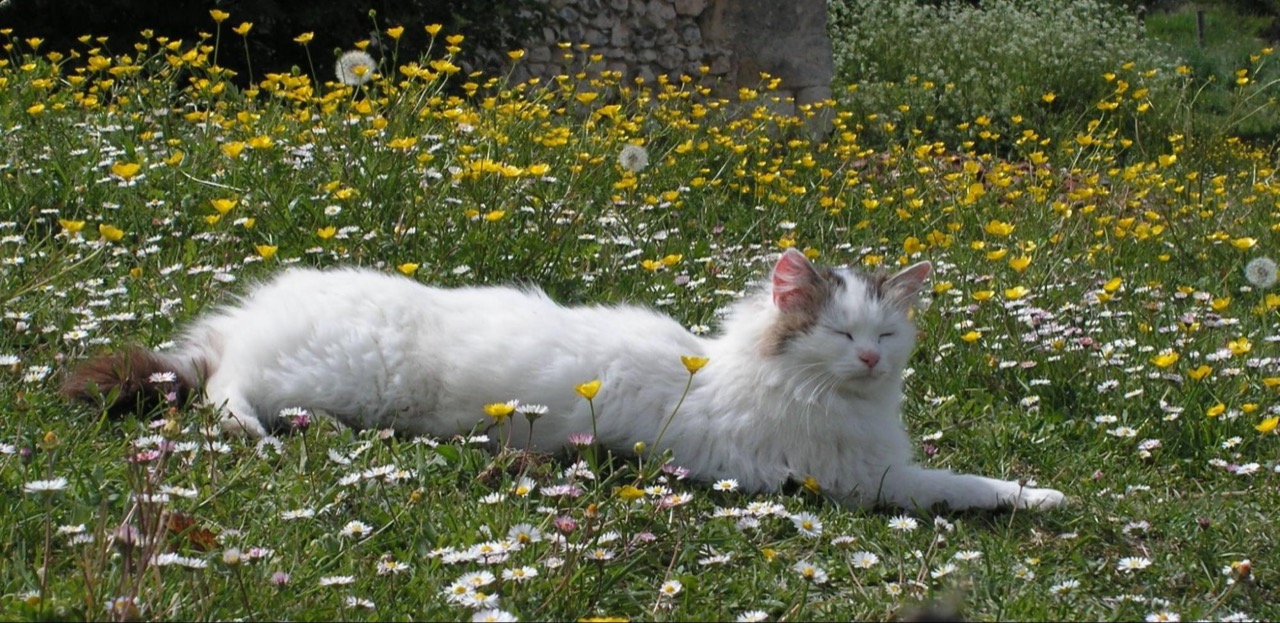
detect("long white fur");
top-left (155, 252), bottom-right (1065, 511)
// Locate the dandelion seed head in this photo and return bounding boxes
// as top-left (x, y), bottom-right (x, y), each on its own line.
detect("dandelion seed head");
top-left (1244, 257), bottom-right (1277, 289)
top-left (335, 50), bottom-right (377, 86)
top-left (618, 144), bottom-right (649, 173)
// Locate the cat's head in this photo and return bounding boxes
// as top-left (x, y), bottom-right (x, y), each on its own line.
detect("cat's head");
top-left (764, 248), bottom-right (931, 386)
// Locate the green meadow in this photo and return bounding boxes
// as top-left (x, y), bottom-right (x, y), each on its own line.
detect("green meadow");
top-left (1, 6), bottom-right (1278, 622)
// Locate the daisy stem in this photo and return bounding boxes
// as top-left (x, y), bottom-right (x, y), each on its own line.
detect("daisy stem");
top-left (233, 566), bottom-right (253, 618)
top-left (792, 580), bottom-right (810, 621)
top-left (38, 493), bottom-right (52, 616)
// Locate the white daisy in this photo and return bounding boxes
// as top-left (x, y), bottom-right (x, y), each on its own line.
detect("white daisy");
top-left (712, 479), bottom-right (739, 492)
top-left (851, 551), bottom-right (880, 569)
top-left (1116, 556), bottom-right (1152, 573)
top-left (789, 511), bottom-right (823, 538)
top-left (791, 560), bottom-right (829, 584)
top-left (887, 515), bottom-right (919, 532)
top-left (339, 520), bottom-right (372, 538)
top-left (472, 609), bottom-right (519, 623)
top-left (24, 477), bottom-right (68, 494)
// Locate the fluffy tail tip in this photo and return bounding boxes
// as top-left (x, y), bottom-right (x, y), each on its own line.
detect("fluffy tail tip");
top-left (62, 348), bottom-right (196, 418)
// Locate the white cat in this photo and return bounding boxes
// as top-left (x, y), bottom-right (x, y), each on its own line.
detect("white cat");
top-left (64, 249), bottom-right (1065, 511)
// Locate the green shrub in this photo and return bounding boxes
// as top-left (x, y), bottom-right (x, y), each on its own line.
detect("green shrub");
top-left (827, 0), bottom-right (1184, 151)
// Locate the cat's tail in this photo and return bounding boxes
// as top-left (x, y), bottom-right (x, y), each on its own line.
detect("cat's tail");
top-left (62, 347), bottom-right (207, 418)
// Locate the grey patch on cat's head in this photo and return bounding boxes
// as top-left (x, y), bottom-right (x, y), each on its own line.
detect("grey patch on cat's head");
top-left (761, 266), bottom-right (844, 357)
top-left (847, 268), bottom-right (887, 301)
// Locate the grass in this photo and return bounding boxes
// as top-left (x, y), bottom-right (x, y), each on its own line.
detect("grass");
top-left (1145, 4), bottom-right (1280, 143)
top-left (1, 15), bottom-right (1279, 623)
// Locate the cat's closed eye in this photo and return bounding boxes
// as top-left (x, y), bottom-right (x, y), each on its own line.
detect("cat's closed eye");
top-left (832, 329), bottom-right (854, 341)
top-left (878, 332), bottom-right (895, 341)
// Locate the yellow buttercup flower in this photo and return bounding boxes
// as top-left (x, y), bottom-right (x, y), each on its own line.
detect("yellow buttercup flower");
top-left (1150, 351), bottom-right (1179, 368)
top-left (232, 22), bottom-right (253, 36)
top-left (575, 380), bottom-right (601, 400)
top-left (316, 226), bottom-right (337, 240)
top-left (294, 32), bottom-right (314, 44)
top-left (386, 26), bottom-right (405, 40)
top-left (616, 485), bottom-right (644, 502)
top-left (98, 224), bottom-right (124, 242)
top-left (221, 142), bottom-right (246, 159)
top-left (209, 9), bottom-right (230, 23)
top-left (210, 198), bottom-right (237, 214)
top-left (984, 220), bottom-right (1014, 236)
top-left (397, 263), bottom-right (419, 276)
top-left (1004, 286), bottom-right (1029, 300)
top-left (255, 244), bottom-right (277, 260)
top-left (1256, 417), bottom-right (1279, 434)
top-left (59, 219), bottom-right (85, 234)
top-left (1206, 403), bottom-right (1226, 418)
top-left (1228, 337), bottom-right (1252, 356)
top-left (680, 356), bottom-right (709, 374)
top-left (425, 24), bottom-right (443, 37)
top-left (1187, 365), bottom-right (1212, 380)
top-left (110, 162), bottom-right (141, 181)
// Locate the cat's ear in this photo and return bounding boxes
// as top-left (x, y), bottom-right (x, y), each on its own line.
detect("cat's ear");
top-left (883, 261), bottom-right (932, 308)
top-left (771, 248), bottom-right (825, 314)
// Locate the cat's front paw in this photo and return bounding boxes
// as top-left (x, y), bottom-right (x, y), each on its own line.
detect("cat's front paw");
top-left (1015, 486), bottom-right (1066, 510)
top-left (218, 412), bottom-right (269, 438)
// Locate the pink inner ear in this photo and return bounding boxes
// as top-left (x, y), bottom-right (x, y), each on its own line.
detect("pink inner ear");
top-left (772, 250), bottom-right (814, 312)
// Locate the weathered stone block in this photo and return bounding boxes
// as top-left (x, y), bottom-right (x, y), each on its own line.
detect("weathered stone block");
top-left (645, 0), bottom-right (676, 28)
top-left (658, 47), bottom-right (685, 70)
top-left (680, 23), bottom-right (702, 45)
top-left (674, 0), bottom-right (708, 16)
top-left (585, 29), bottom-right (609, 47)
top-left (529, 46), bottom-right (553, 63)
top-left (700, 0), bottom-right (834, 90)
top-left (611, 23), bottom-right (632, 47)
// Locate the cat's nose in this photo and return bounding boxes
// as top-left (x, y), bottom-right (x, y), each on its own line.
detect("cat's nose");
top-left (859, 350), bottom-right (881, 368)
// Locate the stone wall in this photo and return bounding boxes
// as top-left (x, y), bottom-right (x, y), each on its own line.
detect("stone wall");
top-left (471, 0), bottom-right (834, 121)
